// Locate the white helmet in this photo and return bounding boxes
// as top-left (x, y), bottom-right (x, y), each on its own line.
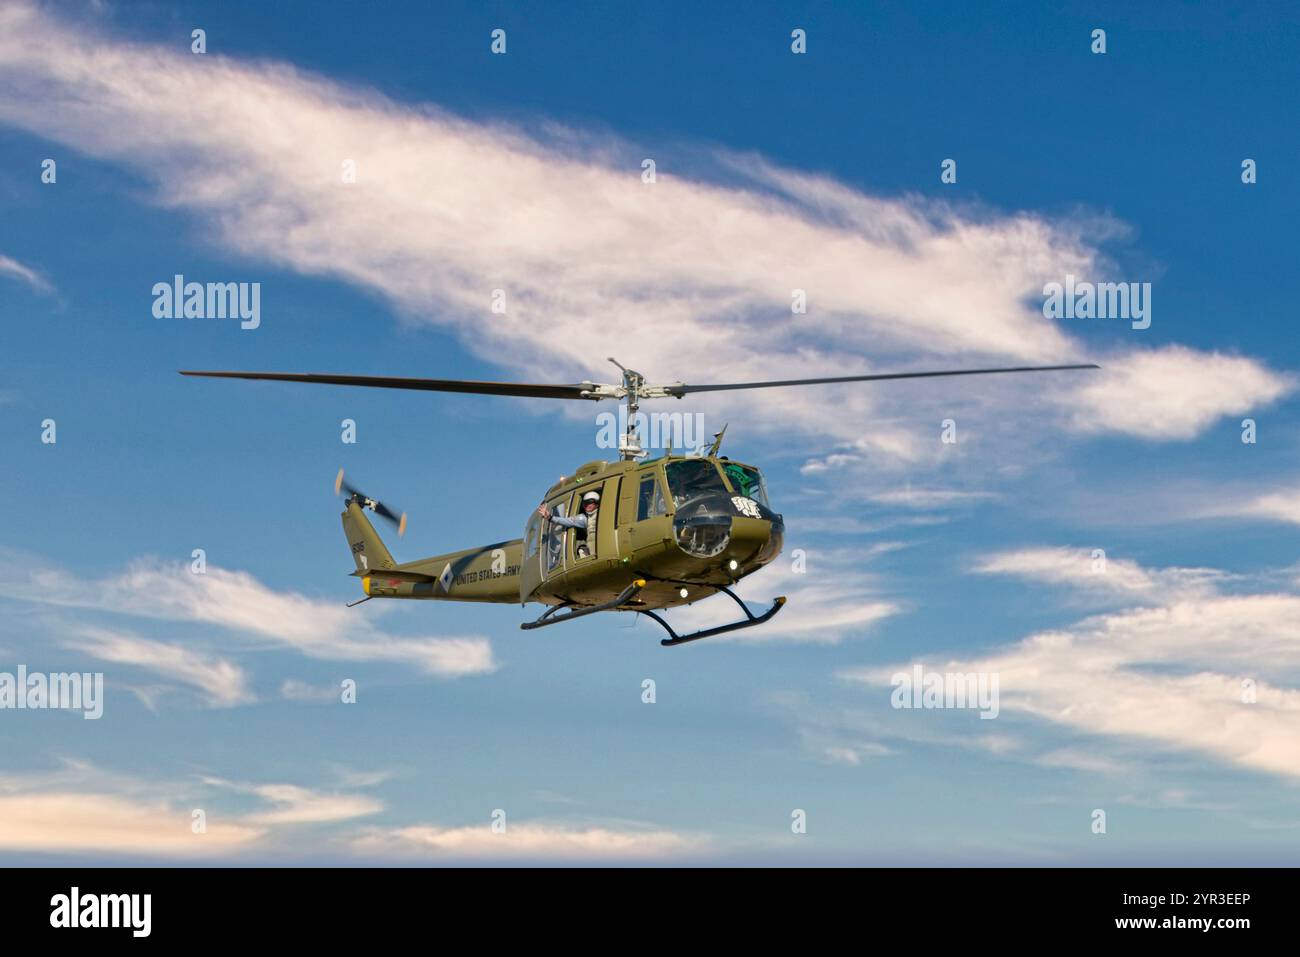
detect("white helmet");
top-left (582, 491), bottom-right (600, 504)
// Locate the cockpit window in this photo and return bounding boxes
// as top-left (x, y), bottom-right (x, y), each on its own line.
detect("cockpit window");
top-left (722, 463), bottom-right (769, 508)
top-left (637, 474), bottom-right (667, 520)
top-left (664, 459), bottom-right (728, 509)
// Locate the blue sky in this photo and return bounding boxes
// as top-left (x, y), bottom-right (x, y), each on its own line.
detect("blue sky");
top-left (2, 0), bottom-right (1299, 864)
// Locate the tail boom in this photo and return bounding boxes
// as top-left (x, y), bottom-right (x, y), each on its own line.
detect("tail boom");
top-left (343, 502), bottom-right (522, 604)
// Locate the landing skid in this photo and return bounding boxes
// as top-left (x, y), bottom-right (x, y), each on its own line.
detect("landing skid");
top-left (639, 585), bottom-right (787, 647)
top-left (520, 579), bottom-right (647, 630)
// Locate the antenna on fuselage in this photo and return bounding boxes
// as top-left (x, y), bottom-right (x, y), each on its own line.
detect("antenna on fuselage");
top-left (707, 424), bottom-right (728, 457)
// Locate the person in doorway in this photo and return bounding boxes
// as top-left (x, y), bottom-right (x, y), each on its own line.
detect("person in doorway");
top-left (537, 490), bottom-right (600, 558)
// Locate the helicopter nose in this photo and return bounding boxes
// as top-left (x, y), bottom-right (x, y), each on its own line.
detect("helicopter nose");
top-left (671, 493), bottom-right (783, 568)
top-left (700, 506), bottom-right (778, 571)
top-left (754, 513), bottom-right (783, 566)
top-left (731, 511), bottom-right (782, 568)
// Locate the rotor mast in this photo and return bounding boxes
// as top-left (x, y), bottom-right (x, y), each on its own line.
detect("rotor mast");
top-left (588, 359), bottom-right (690, 460)
top-left (606, 358), bottom-right (646, 460)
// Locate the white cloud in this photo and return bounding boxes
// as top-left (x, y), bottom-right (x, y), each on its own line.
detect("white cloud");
top-left (843, 554), bottom-right (1300, 779)
top-left (1033, 748), bottom-right (1131, 775)
top-left (0, 791), bottom-right (263, 856)
top-left (202, 778), bottom-right (382, 825)
top-left (1115, 789), bottom-right (1227, 811)
top-left (0, 551), bottom-right (497, 680)
top-left (1222, 489), bottom-right (1300, 527)
top-left (870, 488), bottom-right (998, 509)
top-left (645, 547), bottom-right (902, 644)
top-left (0, 0), bottom-right (1280, 470)
top-left (0, 252), bottom-right (52, 293)
top-left (68, 626), bottom-right (254, 706)
top-left (0, 762), bottom-right (263, 856)
top-left (280, 678), bottom-right (342, 702)
top-left (351, 821), bottom-right (700, 860)
top-left (822, 743), bottom-right (892, 765)
top-left (800, 453), bottom-right (865, 475)
top-left (769, 689), bottom-right (1020, 766)
top-left (791, 514), bottom-right (950, 535)
top-left (1060, 346), bottom-right (1292, 440)
top-left (973, 546), bottom-right (1224, 602)
top-left (328, 766), bottom-right (395, 789)
top-left (0, 758), bottom-right (703, 862)
top-left (0, 760), bottom-right (380, 857)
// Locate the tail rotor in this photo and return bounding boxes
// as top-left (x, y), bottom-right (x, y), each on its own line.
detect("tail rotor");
top-left (335, 468), bottom-right (408, 537)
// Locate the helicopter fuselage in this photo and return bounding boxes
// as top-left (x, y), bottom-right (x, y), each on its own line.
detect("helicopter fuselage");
top-left (349, 454), bottom-right (783, 613)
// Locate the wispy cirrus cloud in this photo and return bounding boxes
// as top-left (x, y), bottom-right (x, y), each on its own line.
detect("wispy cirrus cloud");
top-left (1033, 748), bottom-right (1132, 775)
top-left (973, 546), bottom-right (1225, 602)
top-left (0, 759), bottom-right (385, 858)
top-left (0, 252), bottom-right (52, 293)
top-left (0, 550), bottom-right (497, 683)
top-left (201, 777), bottom-right (383, 826)
top-left (1059, 346), bottom-right (1292, 440)
top-left (645, 546), bottom-right (903, 644)
top-left (1215, 488), bottom-right (1300, 528)
top-left (869, 488), bottom-right (999, 509)
top-left (0, 760), bottom-right (264, 857)
top-left (0, 757), bottom-right (702, 862)
top-left (279, 678), bottom-right (344, 703)
top-left (0, 791), bottom-right (262, 857)
top-left (0, 0), bottom-right (1286, 486)
top-left (68, 626), bottom-right (254, 707)
top-left (350, 821), bottom-right (702, 861)
top-left (839, 551), bottom-right (1300, 779)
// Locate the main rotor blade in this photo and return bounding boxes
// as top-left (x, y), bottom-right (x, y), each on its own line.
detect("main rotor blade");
top-left (665, 364), bottom-right (1100, 395)
top-left (179, 370), bottom-right (597, 400)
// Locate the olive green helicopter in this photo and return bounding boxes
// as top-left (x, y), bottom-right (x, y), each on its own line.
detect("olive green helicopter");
top-left (181, 358), bottom-right (1096, 646)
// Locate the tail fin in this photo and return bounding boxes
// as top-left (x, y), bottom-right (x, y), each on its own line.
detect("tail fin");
top-left (342, 501), bottom-right (396, 572)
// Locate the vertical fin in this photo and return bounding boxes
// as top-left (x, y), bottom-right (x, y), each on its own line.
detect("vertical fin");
top-left (342, 501), bottom-right (396, 572)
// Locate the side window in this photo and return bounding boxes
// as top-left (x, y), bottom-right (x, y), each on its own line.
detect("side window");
top-left (544, 498), bottom-right (567, 575)
top-left (637, 475), bottom-right (667, 520)
top-left (525, 514), bottom-right (540, 558)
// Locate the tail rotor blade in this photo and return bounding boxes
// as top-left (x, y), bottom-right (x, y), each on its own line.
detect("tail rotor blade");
top-left (334, 468), bottom-right (406, 536)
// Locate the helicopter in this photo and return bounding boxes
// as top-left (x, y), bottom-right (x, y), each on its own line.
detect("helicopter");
top-left (181, 357), bottom-right (1098, 646)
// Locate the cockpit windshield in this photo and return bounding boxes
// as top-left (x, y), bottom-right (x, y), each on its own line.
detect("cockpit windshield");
top-left (722, 462), bottom-right (769, 508)
top-left (664, 459), bottom-right (728, 509)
